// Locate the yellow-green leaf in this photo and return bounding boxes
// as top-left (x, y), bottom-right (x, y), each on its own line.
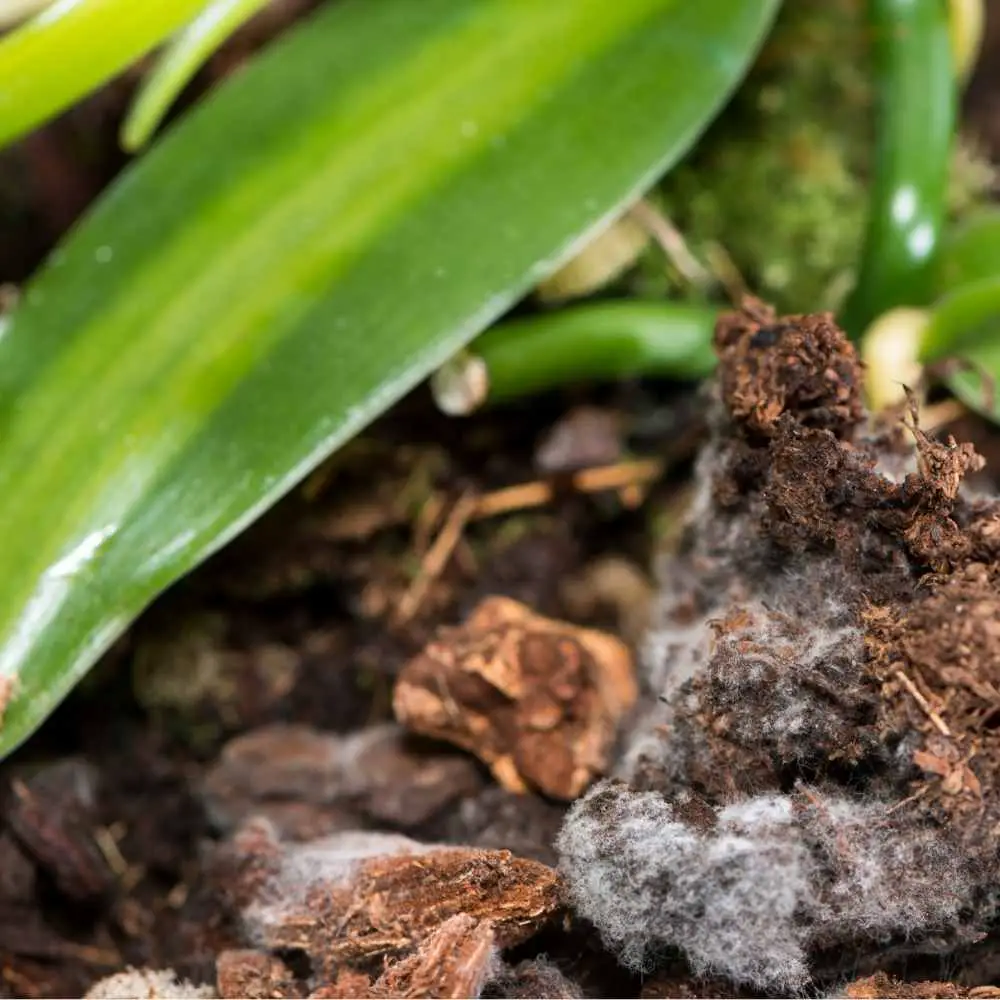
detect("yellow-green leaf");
top-left (0, 0), bottom-right (208, 149)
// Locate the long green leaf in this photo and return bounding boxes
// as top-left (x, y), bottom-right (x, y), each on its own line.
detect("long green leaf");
top-left (0, 0), bottom-right (208, 149)
top-left (0, 0), bottom-right (779, 756)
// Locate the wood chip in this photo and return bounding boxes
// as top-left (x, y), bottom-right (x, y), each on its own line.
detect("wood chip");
top-left (368, 914), bottom-right (496, 999)
top-left (216, 823), bottom-right (560, 977)
top-left (393, 596), bottom-right (637, 799)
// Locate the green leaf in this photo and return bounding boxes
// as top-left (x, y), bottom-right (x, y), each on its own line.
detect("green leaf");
top-left (0, 0), bottom-right (209, 150)
top-left (0, 0), bottom-right (779, 757)
top-left (120, 0), bottom-right (273, 152)
top-left (839, 0), bottom-right (955, 336)
top-left (935, 208), bottom-right (1000, 297)
top-left (920, 278), bottom-right (1000, 421)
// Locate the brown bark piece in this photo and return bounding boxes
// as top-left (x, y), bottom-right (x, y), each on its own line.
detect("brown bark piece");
top-left (261, 846), bottom-right (559, 966)
top-left (203, 723), bottom-right (481, 839)
top-left (216, 949), bottom-right (301, 999)
top-left (0, 826), bottom-right (113, 965)
top-left (6, 759), bottom-right (111, 900)
top-left (369, 914), bottom-right (496, 998)
top-left (0, 831), bottom-right (36, 904)
top-left (842, 972), bottom-right (1000, 998)
top-left (534, 406), bottom-right (623, 473)
top-left (217, 822), bottom-right (560, 974)
top-left (309, 969), bottom-right (372, 999)
top-left (393, 595), bottom-right (636, 799)
top-left (207, 816), bottom-right (286, 914)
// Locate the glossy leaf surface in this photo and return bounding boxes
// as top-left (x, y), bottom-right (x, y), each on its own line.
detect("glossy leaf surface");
top-left (0, 0), bottom-right (779, 755)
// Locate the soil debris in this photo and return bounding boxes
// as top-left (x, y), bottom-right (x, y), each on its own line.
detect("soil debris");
top-left (202, 723), bottom-right (482, 840)
top-left (534, 406), bottom-right (624, 474)
top-left (0, 676), bottom-right (15, 731)
top-left (557, 299), bottom-right (1000, 992)
top-left (393, 595), bottom-right (637, 799)
top-left (486, 957), bottom-right (584, 998)
top-left (430, 785), bottom-right (565, 866)
top-left (837, 972), bottom-right (1000, 999)
top-left (559, 556), bottom-right (654, 647)
top-left (367, 913), bottom-right (497, 999)
top-left (713, 298), bottom-right (864, 438)
top-left (215, 949), bottom-right (300, 999)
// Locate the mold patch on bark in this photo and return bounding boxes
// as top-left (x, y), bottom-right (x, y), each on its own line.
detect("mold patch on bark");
top-left (558, 299), bottom-right (1000, 992)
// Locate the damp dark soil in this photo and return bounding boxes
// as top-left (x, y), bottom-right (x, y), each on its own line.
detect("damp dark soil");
top-left (4, 3), bottom-right (1000, 999)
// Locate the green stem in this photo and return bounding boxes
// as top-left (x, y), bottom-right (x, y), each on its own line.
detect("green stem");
top-left (121, 0), bottom-right (272, 152)
top-left (841, 0), bottom-right (955, 337)
top-left (433, 300), bottom-right (718, 413)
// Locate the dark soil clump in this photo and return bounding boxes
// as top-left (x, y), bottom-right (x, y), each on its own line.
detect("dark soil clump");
top-left (559, 300), bottom-right (1000, 993)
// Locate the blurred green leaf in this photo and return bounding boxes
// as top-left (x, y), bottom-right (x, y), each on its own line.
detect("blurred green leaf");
top-left (920, 278), bottom-right (1000, 421)
top-left (0, 0), bottom-right (778, 756)
top-left (935, 208), bottom-right (1000, 296)
top-left (0, 0), bottom-right (208, 149)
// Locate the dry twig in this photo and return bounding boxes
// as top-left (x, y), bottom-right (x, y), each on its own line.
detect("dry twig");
top-left (894, 669), bottom-right (952, 738)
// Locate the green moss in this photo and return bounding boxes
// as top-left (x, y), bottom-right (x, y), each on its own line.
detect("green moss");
top-left (646, 0), bottom-right (993, 314)
top-left (653, 0), bottom-right (870, 313)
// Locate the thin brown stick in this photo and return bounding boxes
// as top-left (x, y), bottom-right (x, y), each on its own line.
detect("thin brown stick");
top-left (702, 240), bottom-right (749, 304)
top-left (52, 942), bottom-right (122, 966)
top-left (473, 459), bottom-right (664, 520)
top-left (894, 668), bottom-right (951, 737)
top-left (882, 783), bottom-right (930, 817)
top-left (395, 490), bottom-right (479, 624)
top-left (413, 492), bottom-right (448, 556)
top-left (320, 459), bottom-right (666, 541)
top-left (629, 199), bottom-right (710, 288)
top-left (93, 826), bottom-right (129, 878)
